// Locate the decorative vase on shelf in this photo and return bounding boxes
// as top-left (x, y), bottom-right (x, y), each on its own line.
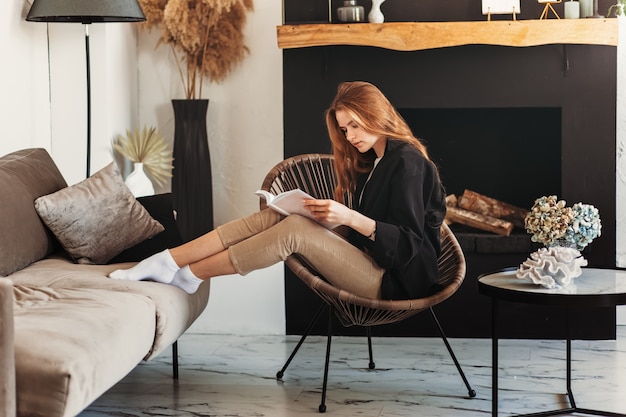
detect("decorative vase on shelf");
top-left (337, 0), bottom-right (365, 22)
top-left (171, 99), bottom-right (213, 243)
top-left (125, 162), bottom-right (155, 198)
top-left (590, 0), bottom-right (604, 17)
top-left (564, 0), bottom-right (580, 18)
top-left (368, 0), bottom-right (385, 23)
top-left (579, 0), bottom-right (593, 17)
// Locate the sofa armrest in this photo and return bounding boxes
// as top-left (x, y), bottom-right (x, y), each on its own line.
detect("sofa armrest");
top-left (0, 278), bottom-right (16, 417)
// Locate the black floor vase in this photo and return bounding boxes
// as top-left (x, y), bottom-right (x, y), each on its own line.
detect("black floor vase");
top-left (171, 99), bottom-right (213, 242)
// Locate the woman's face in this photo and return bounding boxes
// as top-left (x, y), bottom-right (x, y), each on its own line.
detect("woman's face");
top-left (335, 110), bottom-right (386, 157)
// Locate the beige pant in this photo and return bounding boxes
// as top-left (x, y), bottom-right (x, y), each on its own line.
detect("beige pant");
top-left (216, 209), bottom-right (384, 299)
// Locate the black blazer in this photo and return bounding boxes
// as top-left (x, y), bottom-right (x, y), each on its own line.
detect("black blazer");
top-left (348, 139), bottom-right (447, 300)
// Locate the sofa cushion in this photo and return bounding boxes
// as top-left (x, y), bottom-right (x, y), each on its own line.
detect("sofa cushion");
top-left (34, 162), bottom-right (164, 265)
top-left (13, 285), bottom-right (156, 417)
top-left (8, 257), bottom-right (210, 359)
top-left (0, 148), bottom-right (68, 276)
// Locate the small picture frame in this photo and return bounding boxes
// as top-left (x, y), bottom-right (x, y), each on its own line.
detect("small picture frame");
top-left (482, 0), bottom-right (521, 20)
top-left (538, 0), bottom-right (562, 19)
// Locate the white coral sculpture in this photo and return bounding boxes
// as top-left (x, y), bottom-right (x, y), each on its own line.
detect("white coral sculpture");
top-left (516, 246), bottom-right (588, 289)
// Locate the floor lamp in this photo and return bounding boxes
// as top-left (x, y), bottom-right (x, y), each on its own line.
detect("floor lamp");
top-left (26, 0), bottom-right (145, 178)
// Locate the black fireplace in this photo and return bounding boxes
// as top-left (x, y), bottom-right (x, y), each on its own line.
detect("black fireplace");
top-left (402, 106), bottom-right (561, 261)
top-left (281, 1), bottom-right (617, 339)
top-left (400, 107), bottom-right (561, 208)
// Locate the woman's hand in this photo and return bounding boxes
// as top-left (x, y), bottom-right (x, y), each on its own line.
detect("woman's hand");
top-left (303, 199), bottom-right (351, 226)
top-left (304, 199), bottom-right (376, 239)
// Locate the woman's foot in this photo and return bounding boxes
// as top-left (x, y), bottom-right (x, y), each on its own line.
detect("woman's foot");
top-left (170, 265), bottom-right (204, 294)
top-left (109, 249), bottom-right (179, 284)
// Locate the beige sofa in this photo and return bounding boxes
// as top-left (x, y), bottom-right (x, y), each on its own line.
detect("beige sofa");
top-left (0, 148), bottom-right (211, 417)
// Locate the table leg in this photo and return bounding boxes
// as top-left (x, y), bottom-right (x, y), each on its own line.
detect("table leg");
top-left (509, 305), bottom-right (626, 417)
top-left (566, 307), bottom-right (576, 409)
top-left (492, 298), bottom-right (499, 417)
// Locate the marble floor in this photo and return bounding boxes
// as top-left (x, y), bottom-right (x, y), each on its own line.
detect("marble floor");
top-left (80, 327), bottom-right (626, 417)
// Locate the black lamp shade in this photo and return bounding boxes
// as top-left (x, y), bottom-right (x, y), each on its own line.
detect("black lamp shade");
top-left (26, 0), bottom-right (146, 24)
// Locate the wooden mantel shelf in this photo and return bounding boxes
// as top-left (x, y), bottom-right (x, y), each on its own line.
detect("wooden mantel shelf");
top-left (277, 19), bottom-right (618, 51)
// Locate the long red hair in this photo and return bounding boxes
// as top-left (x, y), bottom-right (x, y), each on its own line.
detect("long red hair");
top-left (325, 81), bottom-right (432, 201)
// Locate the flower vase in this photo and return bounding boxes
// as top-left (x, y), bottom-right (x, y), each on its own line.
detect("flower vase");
top-left (368, 0), bottom-right (385, 23)
top-left (171, 99), bottom-right (213, 242)
top-left (125, 162), bottom-right (154, 197)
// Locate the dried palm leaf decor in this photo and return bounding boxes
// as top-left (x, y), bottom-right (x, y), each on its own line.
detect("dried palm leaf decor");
top-left (113, 126), bottom-right (173, 187)
top-left (139, 0), bottom-right (254, 98)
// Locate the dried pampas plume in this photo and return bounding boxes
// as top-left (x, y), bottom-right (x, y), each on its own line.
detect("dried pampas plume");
top-left (138, 0), bottom-right (254, 98)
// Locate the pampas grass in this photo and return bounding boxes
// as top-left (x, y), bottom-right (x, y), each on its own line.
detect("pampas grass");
top-left (139, 0), bottom-right (254, 98)
top-left (113, 126), bottom-right (174, 186)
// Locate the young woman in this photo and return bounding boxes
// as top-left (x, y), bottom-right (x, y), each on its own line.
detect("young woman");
top-left (109, 81), bottom-right (447, 300)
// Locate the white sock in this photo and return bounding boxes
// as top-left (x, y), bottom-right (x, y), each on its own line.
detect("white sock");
top-left (170, 265), bottom-right (204, 294)
top-left (109, 249), bottom-right (179, 284)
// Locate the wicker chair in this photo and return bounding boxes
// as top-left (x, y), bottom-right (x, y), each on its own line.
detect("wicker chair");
top-left (260, 154), bottom-right (476, 413)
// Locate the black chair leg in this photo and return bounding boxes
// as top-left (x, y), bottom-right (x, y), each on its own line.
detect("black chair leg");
top-left (366, 326), bottom-right (375, 369)
top-left (319, 307), bottom-right (334, 413)
top-left (429, 307), bottom-right (476, 398)
top-left (277, 302), bottom-right (326, 379)
top-left (172, 340), bottom-right (179, 379)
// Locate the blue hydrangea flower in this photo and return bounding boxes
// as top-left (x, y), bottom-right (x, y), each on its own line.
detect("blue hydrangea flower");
top-left (561, 203), bottom-right (602, 251)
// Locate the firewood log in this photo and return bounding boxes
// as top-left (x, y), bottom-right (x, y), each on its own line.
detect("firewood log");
top-left (445, 205), bottom-right (514, 236)
top-left (457, 189), bottom-right (528, 229)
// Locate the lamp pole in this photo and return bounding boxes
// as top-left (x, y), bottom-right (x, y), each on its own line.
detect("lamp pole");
top-left (25, 0), bottom-right (146, 179)
top-left (84, 24), bottom-right (92, 178)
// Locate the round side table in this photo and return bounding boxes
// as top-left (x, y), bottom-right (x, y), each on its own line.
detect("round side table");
top-left (478, 267), bottom-right (626, 417)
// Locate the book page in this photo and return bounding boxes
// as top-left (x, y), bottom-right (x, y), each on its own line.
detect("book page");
top-left (271, 189), bottom-right (315, 216)
top-left (255, 189), bottom-right (337, 228)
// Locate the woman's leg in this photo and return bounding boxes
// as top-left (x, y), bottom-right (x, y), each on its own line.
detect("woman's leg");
top-left (110, 211), bottom-right (384, 298)
top-left (168, 214), bottom-right (384, 297)
top-left (226, 215), bottom-right (385, 299)
top-left (109, 209), bottom-right (283, 284)
top-left (171, 209), bottom-right (283, 266)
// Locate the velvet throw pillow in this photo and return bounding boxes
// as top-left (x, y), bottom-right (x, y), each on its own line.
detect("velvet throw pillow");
top-left (34, 162), bottom-right (164, 264)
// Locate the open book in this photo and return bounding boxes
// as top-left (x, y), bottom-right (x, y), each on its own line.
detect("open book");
top-left (255, 189), bottom-right (337, 229)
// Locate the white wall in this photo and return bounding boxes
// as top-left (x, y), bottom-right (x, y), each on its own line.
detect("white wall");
top-left (0, 0), bottom-right (50, 156)
top-left (1, 1), bottom-right (142, 185)
top-left (46, 23), bottom-right (141, 184)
